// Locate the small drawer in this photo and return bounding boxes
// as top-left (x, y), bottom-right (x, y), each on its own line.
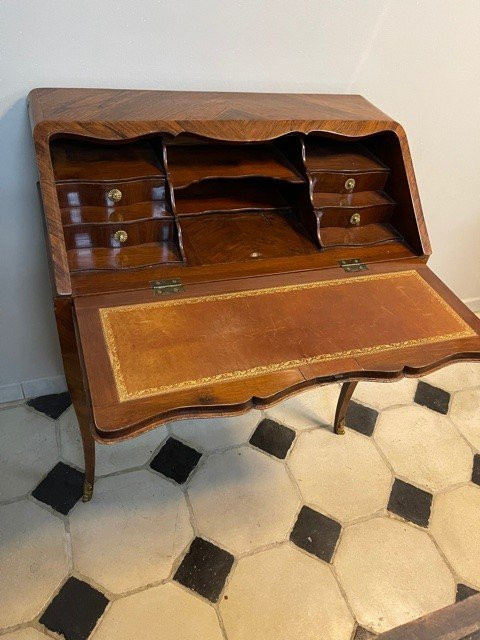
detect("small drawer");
top-left (63, 218), bottom-right (176, 250)
top-left (304, 139), bottom-right (389, 193)
top-left (319, 223), bottom-right (401, 248)
top-left (60, 202), bottom-right (171, 225)
top-left (317, 201), bottom-right (395, 229)
top-left (314, 191), bottom-right (398, 248)
top-left (310, 170), bottom-right (388, 194)
top-left (56, 178), bottom-right (166, 208)
top-left (313, 191), bottom-right (395, 225)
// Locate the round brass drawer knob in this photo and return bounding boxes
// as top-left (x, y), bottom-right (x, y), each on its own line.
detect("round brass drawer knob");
top-left (114, 229), bottom-right (128, 244)
top-left (107, 188), bottom-right (123, 203)
top-left (345, 178), bottom-right (356, 192)
top-left (350, 213), bottom-right (361, 226)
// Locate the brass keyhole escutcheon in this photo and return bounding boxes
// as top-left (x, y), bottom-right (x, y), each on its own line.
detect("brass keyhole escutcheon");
top-left (345, 178), bottom-right (356, 192)
top-left (350, 213), bottom-right (361, 226)
top-left (114, 229), bottom-right (128, 244)
top-left (107, 188), bottom-right (123, 203)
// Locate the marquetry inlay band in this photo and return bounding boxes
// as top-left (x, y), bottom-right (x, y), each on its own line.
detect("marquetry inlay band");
top-left (100, 270), bottom-right (475, 402)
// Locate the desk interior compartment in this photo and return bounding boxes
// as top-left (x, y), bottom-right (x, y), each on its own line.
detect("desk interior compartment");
top-left (50, 137), bottom-right (185, 271)
top-left (165, 137), bottom-right (319, 265)
top-left (304, 135), bottom-right (408, 249)
top-left (304, 138), bottom-right (389, 193)
top-left (180, 209), bottom-right (317, 265)
top-left (165, 141), bottom-right (305, 189)
top-left (173, 179), bottom-right (292, 216)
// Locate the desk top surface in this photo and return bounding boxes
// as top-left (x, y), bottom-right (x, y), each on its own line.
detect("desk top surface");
top-left (29, 89), bottom-right (393, 131)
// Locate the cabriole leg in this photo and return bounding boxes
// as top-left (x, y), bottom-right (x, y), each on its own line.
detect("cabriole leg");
top-left (333, 381), bottom-right (358, 435)
top-left (54, 297), bottom-right (96, 503)
top-left (79, 414), bottom-right (95, 502)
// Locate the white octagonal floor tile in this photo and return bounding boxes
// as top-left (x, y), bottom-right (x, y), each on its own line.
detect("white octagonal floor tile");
top-left (423, 362), bottom-right (480, 394)
top-left (334, 517), bottom-right (455, 634)
top-left (450, 388), bottom-right (480, 451)
top-left (430, 484), bottom-right (480, 589)
top-left (170, 411), bottom-right (261, 452)
top-left (188, 447), bottom-right (300, 554)
top-left (0, 501), bottom-right (69, 628)
top-left (265, 384), bottom-right (340, 430)
top-left (59, 407), bottom-right (168, 475)
top-left (220, 545), bottom-right (354, 640)
top-left (375, 405), bottom-right (472, 491)
top-left (94, 582), bottom-right (223, 640)
top-left (0, 630), bottom-right (49, 640)
top-left (69, 470), bottom-right (193, 593)
top-left (0, 406), bottom-right (58, 500)
top-left (353, 378), bottom-right (417, 410)
top-left (288, 428), bottom-right (392, 523)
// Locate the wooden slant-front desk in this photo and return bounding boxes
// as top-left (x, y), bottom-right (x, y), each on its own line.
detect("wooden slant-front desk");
top-left (28, 88), bottom-right (480, 501)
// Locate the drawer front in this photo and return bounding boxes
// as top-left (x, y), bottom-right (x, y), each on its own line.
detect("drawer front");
top-left (56, 178), bottom-right (166, 208)
top-left (319, 223), bottom-right (401, 248)
top-left (63, 218), bottom-right (176, 249)
top-left (317, 202), bottom-right (395, 229)
top-left (310, 170), bottom-right (388, 194)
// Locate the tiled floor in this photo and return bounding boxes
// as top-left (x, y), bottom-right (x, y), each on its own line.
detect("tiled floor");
top-left (1, 362), bottom-right (480, 640)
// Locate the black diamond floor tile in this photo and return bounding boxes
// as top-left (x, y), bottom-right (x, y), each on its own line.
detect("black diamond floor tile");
top-left (150, 437), bottom-right (202, 484)
top-left (354, 626), bottom-right (377, 639)
top-left (27, 392), bottom-right (72, 420)
top-left (39, 576), bottom-right (108, 640)
top-left (387, 478), bottom-right (433, 528)
top-left (290, 505), bottom-right (341, 563)
top-left (174, 537), bottom-right (234, 603)
top-left (249, 418), bottom-right (296, 459)
top-left (32, 462), bottom-right (84, 515)
top-left (472, 454), bottom-right (480, 486)
top-left (456, 583), bottom-right (479, 602)
top-left (346, 401), bottom-right (379, 437)
top-left (414, 381), bottom-right (450, 415)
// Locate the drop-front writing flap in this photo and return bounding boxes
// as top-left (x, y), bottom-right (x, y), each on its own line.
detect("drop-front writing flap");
top-left (74, 264), bottom-right (480, 439)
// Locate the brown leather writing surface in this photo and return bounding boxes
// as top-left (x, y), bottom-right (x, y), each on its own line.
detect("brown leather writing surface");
top-left (74, 264), bottom-right (480, 437)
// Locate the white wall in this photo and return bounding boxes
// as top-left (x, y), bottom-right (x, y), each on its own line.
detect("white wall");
top-left (1, 0), bottom-right (479, 400)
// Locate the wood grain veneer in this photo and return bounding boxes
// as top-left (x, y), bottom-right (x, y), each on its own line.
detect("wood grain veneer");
top-left (166, 143), bottom-right (304, 189)
top-left (319, 223), bottom-right (401, 247)
top-left (68, 242), bottom-right (183, 271)
top-left (61, 201), bottom-right (171, 225)
top-left (180, 211), bottom-right (317, 265)
top-left (173, 180), bottom-right (290, 216)
top-left (304, 139), bottom-right (389, 173)
top-left (51, 139), bottom-right (164, 181)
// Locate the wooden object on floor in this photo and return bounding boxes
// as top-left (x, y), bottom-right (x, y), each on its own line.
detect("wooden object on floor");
top-left (377, 593), bottom-right (480, 640)
top-left (28, 88), bottom-right (480, 501)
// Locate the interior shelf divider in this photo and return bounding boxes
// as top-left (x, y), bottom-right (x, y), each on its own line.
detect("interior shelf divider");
top-left (166, 143), bottom-right (305, 189)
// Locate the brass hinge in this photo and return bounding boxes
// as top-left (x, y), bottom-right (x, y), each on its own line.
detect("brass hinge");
top-left (150, 278), bottom-right (184, 295)
top-left (339, 259), bottom-right (368, 273)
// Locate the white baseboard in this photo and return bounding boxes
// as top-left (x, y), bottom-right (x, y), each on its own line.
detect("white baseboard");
top-left (1, 294), bottom-right (479, 406)
top-left (0, 383), bottom-right (24, 404)
top-left (0, 375), bottom-right (67, 403)
top-left (22, 375), bottom-right (67, 399)
top-left (463, 296), bottom-right (480, 313)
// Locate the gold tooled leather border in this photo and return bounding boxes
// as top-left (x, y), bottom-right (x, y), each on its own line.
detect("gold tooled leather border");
top-left (99, 270), bottom-right (476, 402)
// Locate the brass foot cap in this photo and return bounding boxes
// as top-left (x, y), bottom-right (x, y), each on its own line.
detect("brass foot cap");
top-left (82, 481), bottom-right (93, 503)
top-left (335, 422), bottom-right (346, 435)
